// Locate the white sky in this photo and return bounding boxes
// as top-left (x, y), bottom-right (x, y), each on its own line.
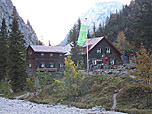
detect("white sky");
top-left (12, 0), bottom-right (131, 46)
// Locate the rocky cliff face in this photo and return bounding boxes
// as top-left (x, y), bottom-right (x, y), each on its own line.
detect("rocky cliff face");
top-left (80, 1), bottom-right (123, 32)
top-left (0, 0), bottom-right (38, 47)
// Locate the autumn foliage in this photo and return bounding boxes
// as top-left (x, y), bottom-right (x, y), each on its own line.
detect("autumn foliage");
top-left (130, 44), bottom-right (152, 107)
top-left (55, 56), bottom-right (85, 98)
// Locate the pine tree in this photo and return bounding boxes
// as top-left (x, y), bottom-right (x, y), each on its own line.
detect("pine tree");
top-left (95, 23), bottom-right (104, 37)
top-left (68, 18), bottom-right (83, 65)
top-left (134, 0), bottom-right (152, 50)
top-left (48, 40), bottom-right (51, 46)
top-left (0, 18), bottom-right (8, 81)
top-left (93, 23), bottom-right (96, 37)
top-left (8, 7), bottom-right (27, 92)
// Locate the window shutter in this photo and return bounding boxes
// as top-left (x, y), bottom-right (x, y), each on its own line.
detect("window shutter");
top-left (101, 48), bottom-right (102, 54)
top-left (89, 60), bottom-right (92, 64)
top-left (95, 48), bottom-right (97, 53)
top-left (106, 58), bottom-right (108, 61)
top-left (109, 59), bottom-right (111, 65)
top-left (54, 64), bottom-right (55, 68)
top-left (40, 64), bottom-right (42, 68)
top-left (110, 48), bottom-right (112, 54)
top-left (105, 48), bottom-right (107, 54)
top-left (114, 60), bottom-right (116, 65)
top-left (59, 64), bottom-right (60, 68)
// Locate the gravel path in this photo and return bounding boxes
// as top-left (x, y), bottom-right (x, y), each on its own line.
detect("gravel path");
top-left (111, 88), bottom-right (123, 110)
top-left (0, 97), bottom-right (127, 114)
top-left (112, 93), bottom-right (118, 110)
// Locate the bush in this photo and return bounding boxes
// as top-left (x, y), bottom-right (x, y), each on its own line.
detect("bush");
top-left (91, 83), bottom-right (102, 92)
top-left (0, 80), bottom-right (11, 95)
top-left (56, 56), bottom-right (86, 98)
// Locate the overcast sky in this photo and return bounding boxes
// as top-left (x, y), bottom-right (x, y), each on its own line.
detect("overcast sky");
top-left (12, 0), bottom-right (131, 46)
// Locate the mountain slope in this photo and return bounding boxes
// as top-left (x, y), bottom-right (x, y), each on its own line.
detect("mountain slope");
top-left (80, 1), bottom-right (123, 32)
top-left (0, 0), bottom-right (38, 47)
top-left (60, 1), bottom-right (123, 46)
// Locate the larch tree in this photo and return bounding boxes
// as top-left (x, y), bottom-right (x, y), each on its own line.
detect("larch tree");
top-left (130, 44), bottom-right (152, 107)
top-left (0, 18), bottom-right (8, 81)
top-left (114, 31), bottom-right (131, 52)
top-left (8, 7), bottom-right (27, 92)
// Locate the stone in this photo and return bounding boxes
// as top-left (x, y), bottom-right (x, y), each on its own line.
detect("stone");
top-left (101, 108), bottom-right (106, 112)
top-left (48, 102), bottom-right (57, 106)
top-left (0, 0), bottom-right (38, 47)
top-left (91, 107), bottom-right (101, 111)
top-left (0, 97), bottom-right (128, 114)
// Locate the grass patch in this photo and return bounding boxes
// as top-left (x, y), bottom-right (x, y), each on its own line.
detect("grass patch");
top-left (31, 74), bottom-right (130, 111)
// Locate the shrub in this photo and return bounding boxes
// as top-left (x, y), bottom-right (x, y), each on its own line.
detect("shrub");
top-left (0, 80), bottom-right (11, 95)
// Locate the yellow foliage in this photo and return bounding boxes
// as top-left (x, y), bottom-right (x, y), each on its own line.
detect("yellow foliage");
top-left (129, 44), bottom-right (152, 89)
top-left (62, 56), bottom-right (86, 97)
top-left (72, 84), bottom-right (78, 89)
top-left (55, 80), bottom-right (65, 86)
top-left (81, 75), bottom-right (85, 81)
top-left (114, 31), bottom-right (133, 52)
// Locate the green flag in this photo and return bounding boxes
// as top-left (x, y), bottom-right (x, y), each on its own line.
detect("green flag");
top-left (77, 25), bottom-right (89, 46)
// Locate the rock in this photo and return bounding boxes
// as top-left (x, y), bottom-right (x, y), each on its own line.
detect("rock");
top-left (0, 94), bottom-right (4, 96)
top-left (67, 104), bottom-right (72, 108)
top-left (101, 108), bottom-right (106, 112)
top-left (114, 90), bottom-right (119, 93)
top-left (0, 0), bottom-right (38, 47)
top-left (117, 67), bottom-right (125, 71)
top-left (108, 71), bottom-right (113, 74)
top-left (9, 88), bottom-right (13, 93)
top-left (48, 102), bottom-right (57, 106)
top-left (91, 107), bottom-right (101, 111)
top-left (0, 97), bottom-right (128, 114)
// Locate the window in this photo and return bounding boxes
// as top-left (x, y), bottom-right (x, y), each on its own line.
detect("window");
top-left (41, 53), bottom-right (44, 56)
top-left (50, 53), bottom-right (53, 57)
top-left (96, 48), bottom-right (102, 53)
top-left (109, 58), bottom-right (116, 65)
top-left (40, 63), bottom-right (45, 68)
top-left (80, 48), bottom-right (83, 52)
top-left (28, 51), bottom-right (32, 55)
top-left (105, 47), bottom-right (111, 54)
top-left (59, 54), bottom-right (62, 56)
top-left (92, 60), bottom-right (96, 65)
top-left (59, 64), bottom-right (63, 68)
top-left (29, 64), bottom-right (32, 68)
top-left (49, 64), bottom-right (55, 68)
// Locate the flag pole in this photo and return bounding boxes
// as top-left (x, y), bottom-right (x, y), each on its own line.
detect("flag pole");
top-left (85, 18), bottom-right (89, 74)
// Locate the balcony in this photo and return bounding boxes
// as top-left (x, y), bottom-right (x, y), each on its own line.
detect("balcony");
top-left (38, 68), bottom-right (57, 72)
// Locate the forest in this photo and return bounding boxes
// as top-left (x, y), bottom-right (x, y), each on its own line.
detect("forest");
top-left (95, 0), bottom-right (152, 52)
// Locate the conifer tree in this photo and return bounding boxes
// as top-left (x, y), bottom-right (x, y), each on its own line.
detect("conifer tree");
top-left (8, 7), bottom-right (27, 92)
top-left (68, 18), bottom-right (83, 65)
top-left (0, 18), bottom-right (8, 81)
top-left (114, 31), bottom-right (132, 52)
top-left (92, 23), bottom-right (96, 38)
top-left (95, 23), bottom-right (104, 37)
top-left (134, 0), bottom-right (152, 50)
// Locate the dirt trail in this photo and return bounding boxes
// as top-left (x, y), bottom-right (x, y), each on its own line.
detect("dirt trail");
top-left (111, 88), bottom-right (123, 110)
